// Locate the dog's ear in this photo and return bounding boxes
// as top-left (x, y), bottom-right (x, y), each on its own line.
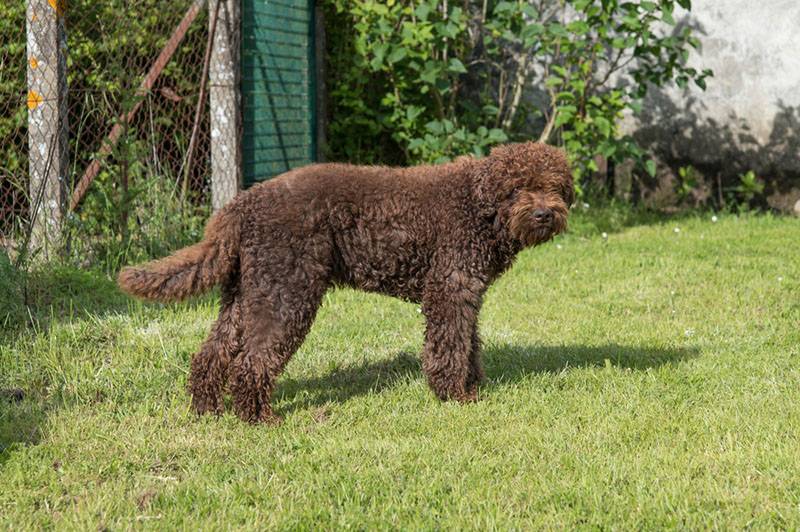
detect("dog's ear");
top-left (564, 178), bottom-right (575, 207)
top-left (472, 155), bottom-right (518, 219)
top-left (472, 158), bottom-right (497, 210)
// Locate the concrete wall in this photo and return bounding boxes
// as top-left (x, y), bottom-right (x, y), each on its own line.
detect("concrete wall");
top-left (624, 0), bottom-right (800, 209)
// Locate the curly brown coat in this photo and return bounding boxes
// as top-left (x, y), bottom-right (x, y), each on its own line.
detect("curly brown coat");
top-left (119, 141), bottom-right (574, 423)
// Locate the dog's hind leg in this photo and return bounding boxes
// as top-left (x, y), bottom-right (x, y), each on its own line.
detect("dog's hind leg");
top-left (466, 329), bottom-right (485, 397)
top-left (421, 270), bottom-right (485, 403)
top-left (188, 277), bottom-right (242, 416)
top-left (229, 253), bottom-right (330, 424)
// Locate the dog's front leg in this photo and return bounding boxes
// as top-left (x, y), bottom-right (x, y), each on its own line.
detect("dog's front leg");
top-left (421, 271), bottom-right (484, 403)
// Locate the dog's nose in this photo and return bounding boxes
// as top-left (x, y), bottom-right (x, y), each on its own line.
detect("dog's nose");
top-left (532, 209), bottom-right (553, 224)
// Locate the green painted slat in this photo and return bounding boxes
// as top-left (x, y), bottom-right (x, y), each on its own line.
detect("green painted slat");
top-left (243, 135), bottom-right (311, 153)
top-left (243, 161), bottom-right (304, 177)
top-left (241, 0), bottom-right (316, 186)
top-left (241, 70), bottom-right (307, 84)
top-left (248, 3), bottom-right (308, 19)
top-left (242, 35), bottom-right (311, 48)
top-left (246, 19), bottom-right (309, 34)
top-left (243, 132), bottom-right (309, 145)
top-left (241, 119), bottom-right (309, 134)
top-left (243, 143), bottom-right (308, 160)
top-left (240, 105), bottom-right (310, 122)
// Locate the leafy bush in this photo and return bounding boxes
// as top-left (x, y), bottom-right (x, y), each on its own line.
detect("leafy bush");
top-left (324, 0), bottom-right (710, 196)
top-left (675, 165), bottom-right (700, 204)
top-left (324, 0), bottom-right (507, 165)
top-left (733, 170), bottom-right (765, 208)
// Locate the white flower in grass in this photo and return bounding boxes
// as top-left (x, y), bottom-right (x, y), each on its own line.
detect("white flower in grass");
top-left (711, 215), bottom-right (718, 223)
top-left (684, 328), bottom-right (695, 338)
top-left (601, 232), bottom-right (608, 240)
top-left (673, 227), bottom-right (681, 233)
top-left (582, 202), bottom-right (590, 210)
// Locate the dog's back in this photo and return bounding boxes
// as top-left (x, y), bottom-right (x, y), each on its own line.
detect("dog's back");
top-left (118, 160), bottom-right (474, 303)
top-left (233, 162), bottom-right (472, 302)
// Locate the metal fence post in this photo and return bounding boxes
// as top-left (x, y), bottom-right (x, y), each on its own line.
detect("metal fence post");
top-left (25, 0), bottom-right (68, 260)
top-left (209, 0), bottom-right (241, 211)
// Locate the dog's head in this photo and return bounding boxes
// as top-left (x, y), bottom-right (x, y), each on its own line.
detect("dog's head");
top-left (473, 142), bottom-right (574, 248)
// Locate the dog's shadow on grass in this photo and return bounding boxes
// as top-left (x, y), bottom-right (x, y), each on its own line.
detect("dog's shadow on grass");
top-left (0, 397), bottom-right (49, 467)
top-left (276, 343), bottom-right (699, 415)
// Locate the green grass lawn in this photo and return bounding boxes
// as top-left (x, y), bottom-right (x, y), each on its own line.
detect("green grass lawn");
top-left (2, 213), bottom-right (799, 529)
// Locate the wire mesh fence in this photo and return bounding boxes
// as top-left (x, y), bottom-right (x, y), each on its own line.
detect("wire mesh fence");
top-left (0, 0), bottom-right (232, 261)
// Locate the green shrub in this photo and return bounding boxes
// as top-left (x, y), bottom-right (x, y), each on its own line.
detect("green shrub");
top-left (324, 0), bottom-right (710, 197)
top-left (733, 170), bottom-right (765, 209)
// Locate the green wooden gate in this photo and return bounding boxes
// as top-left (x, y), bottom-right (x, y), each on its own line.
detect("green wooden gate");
top-left (240, 0), bottom-right (316, 187)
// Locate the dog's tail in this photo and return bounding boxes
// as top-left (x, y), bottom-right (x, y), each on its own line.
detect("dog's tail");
top-left (118, 205), bottom-right (241, 302)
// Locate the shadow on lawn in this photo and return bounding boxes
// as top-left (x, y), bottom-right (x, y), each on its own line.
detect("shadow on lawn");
top-left (276, 343), bottom-right (698, 415)
top-left (482, 343), bottom-right (699, 379)
top-left (0, 398), bottom-right (49, 467)
top-left (1, 265), bottom-right (216, 347)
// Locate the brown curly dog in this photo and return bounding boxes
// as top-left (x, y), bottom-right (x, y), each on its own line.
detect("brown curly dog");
top-left (119, 142), bottom-right (573, 423)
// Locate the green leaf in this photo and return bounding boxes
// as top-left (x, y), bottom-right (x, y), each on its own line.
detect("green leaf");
top-left (694, 77), bottom-right (706, 90)
top-left (447, 58), bottom-right (468, 74)
top-left (595, 116), bottom-right (611, 138)
top-left (611, 38), bottom-right (627, 49)
top-left (521, 23), bottom-right (544, 42)
top-left (545, 76), bottom-right (564, 88)
top-left (414, 3), bottom-right (431, 20)
top-left (554, 105), bottom-right (577, 128)
top-left (387, 47), bottom-right (408, 64)
top-left (406, 106), bottom-right (423, 121)
top-left (425, 120), bottom-right (444, 134)
top-left (547, 23), bottom-right (569, 38)
top-left (487, 128), bottom-right (508, 142)
top-left (521, 4), bottom-right (539, 18)
top-left (567, 20), bottom-right (590, 35)
top-left (645, 159), bottom-right (657, 177)
top-left (493, 1), bottom-right (516, 14)
top-left (420, 62), bottom-right (440, 84)
top-left (369, 43), bottom-right (389, 71)
top-left (662, 7), bottom-right (675, 25)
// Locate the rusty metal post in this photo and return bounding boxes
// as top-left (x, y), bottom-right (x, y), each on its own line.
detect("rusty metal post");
top-left (209, 0), bottom-right (241, 212)
top-left (26, 0), bottom-right (68, 260)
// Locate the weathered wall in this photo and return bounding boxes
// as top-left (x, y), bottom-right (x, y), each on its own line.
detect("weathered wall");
top-left (624, 0), bottom-right (800, 209)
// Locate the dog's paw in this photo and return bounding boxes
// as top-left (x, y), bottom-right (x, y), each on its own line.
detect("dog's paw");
top-left (247, 410), bottom-right (283, 426)
top-left (233, 402), bottom-right (283, 425)
top-left (190, 394), bottom-right (224, 417)
top-left (458, 388), bottom-right (480, 404)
